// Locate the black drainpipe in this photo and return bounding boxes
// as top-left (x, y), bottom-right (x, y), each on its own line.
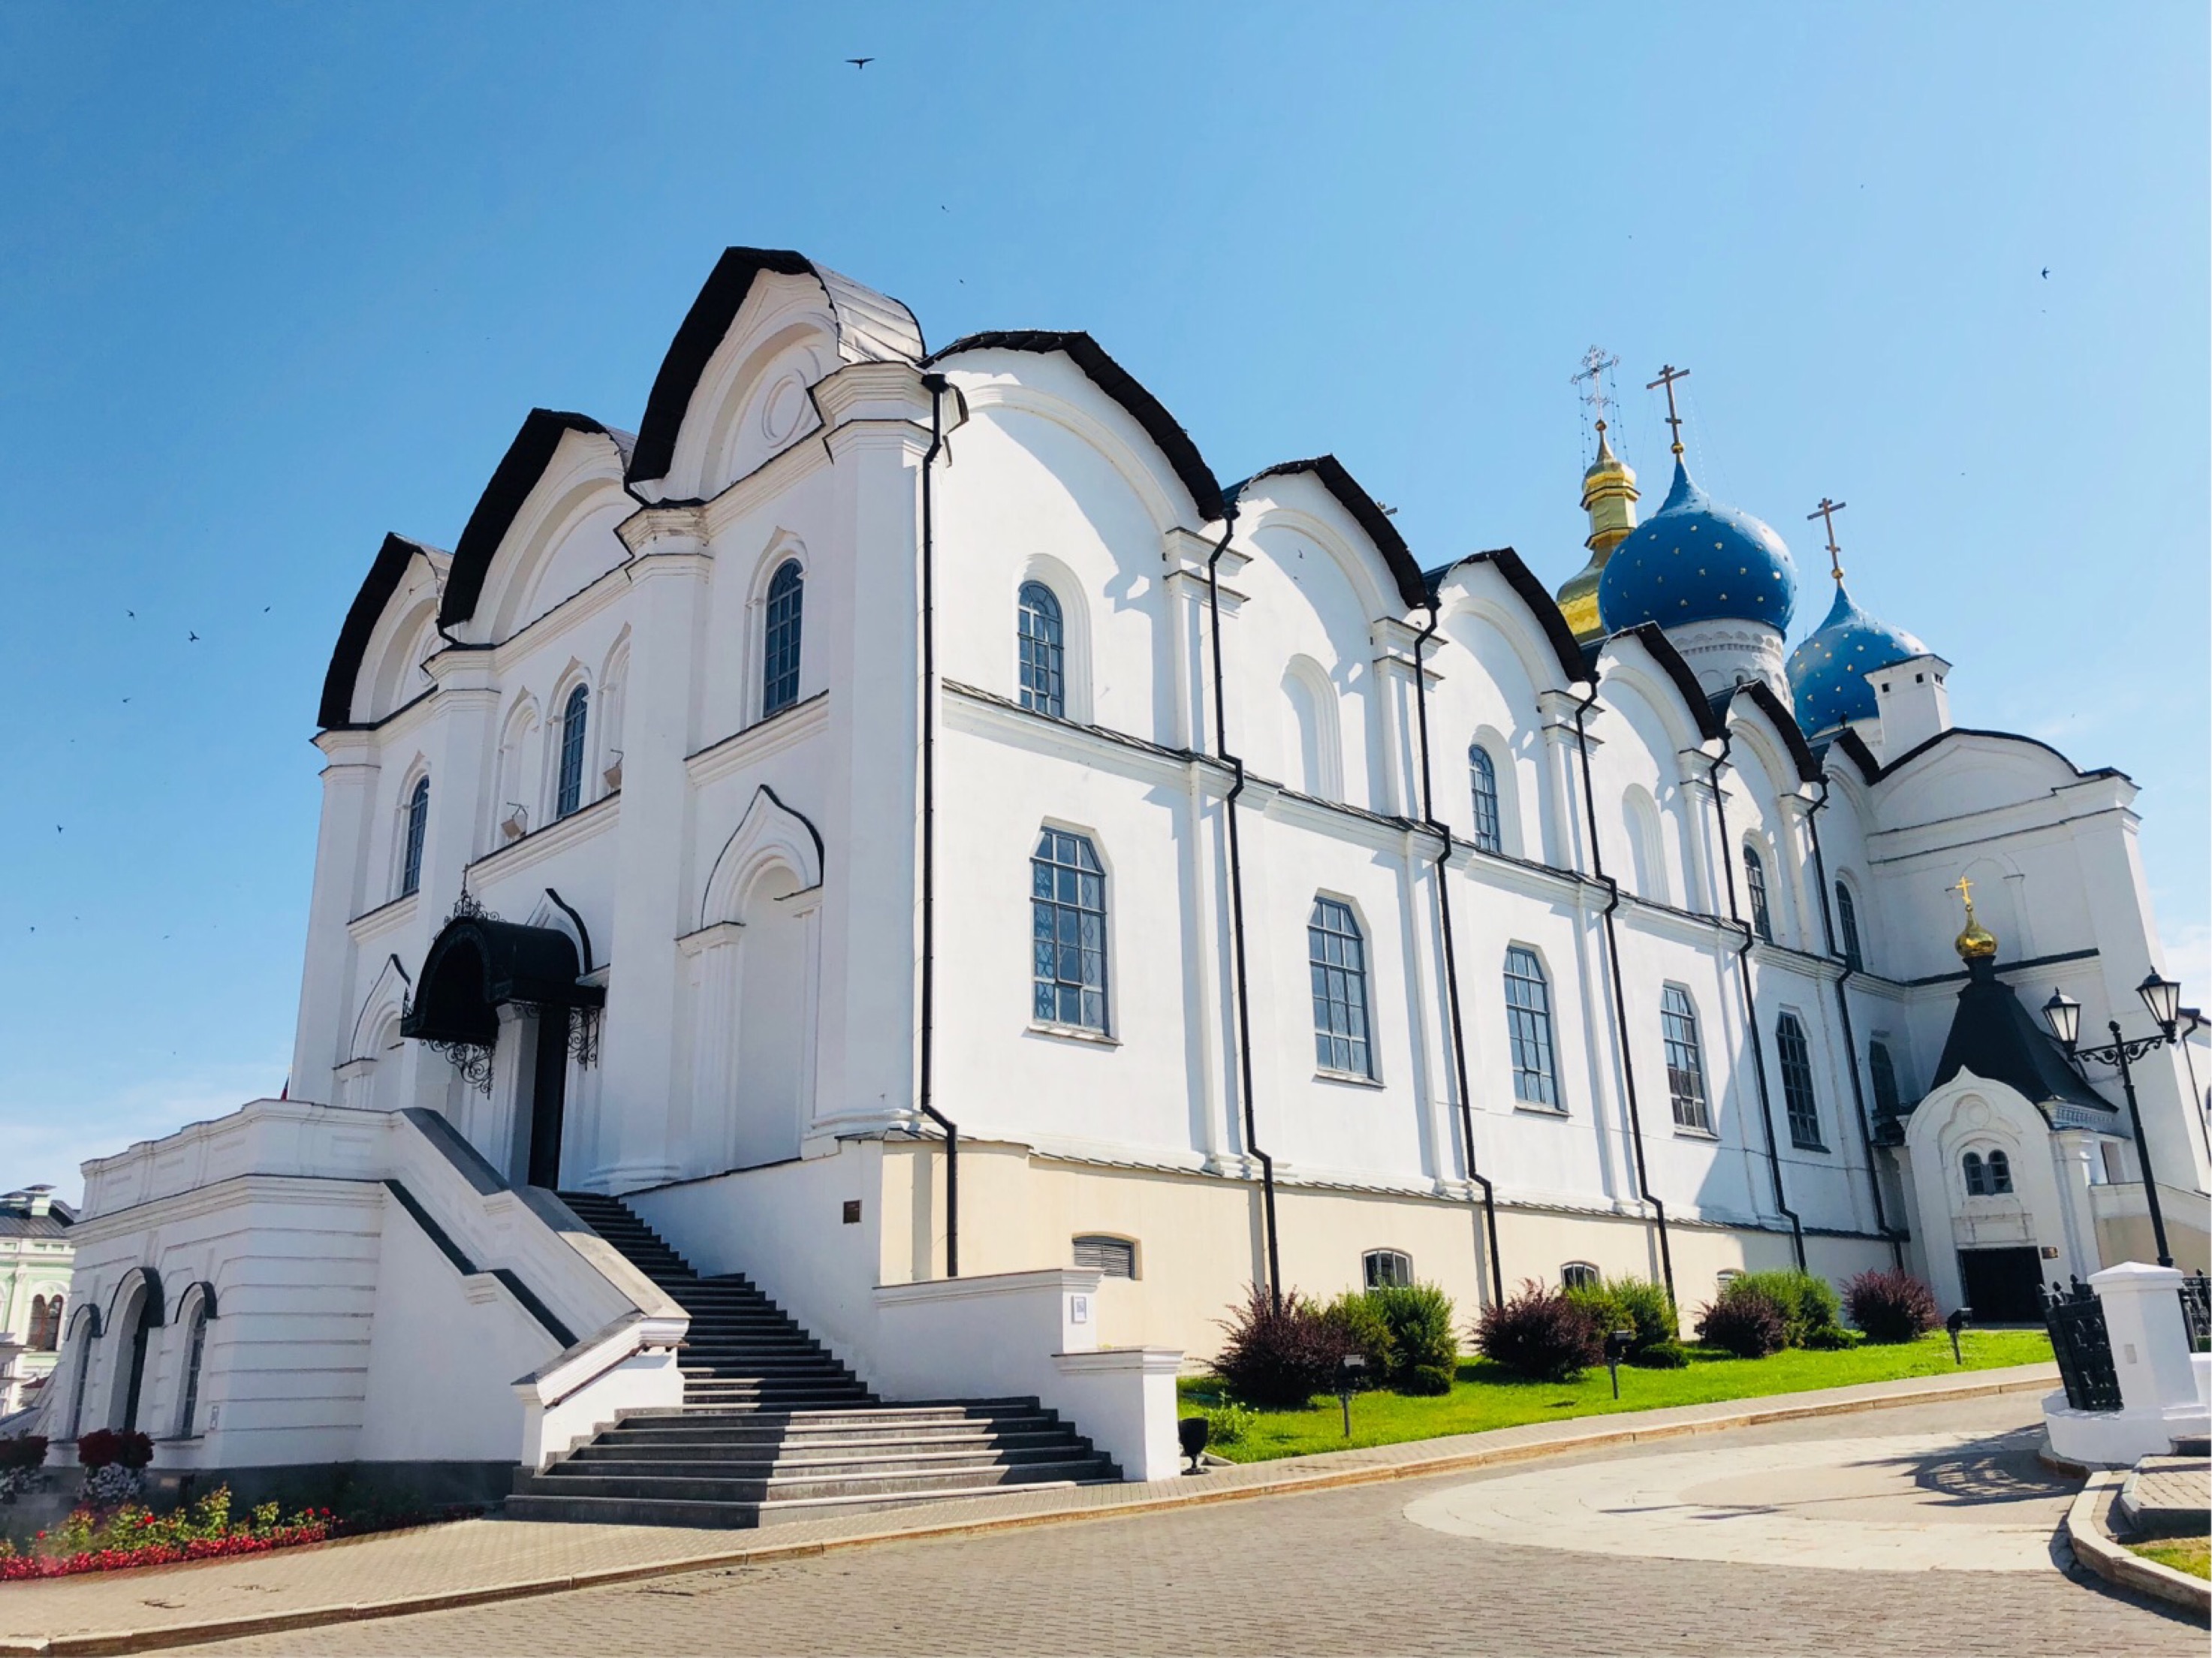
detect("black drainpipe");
top-left (1412, 608), bottom-right (1505, 1307)
top-left (1569, 685), bottom-right (1676, 1304)
top-left (1804, 779), bottom-right (1906, 1270)
top-left (916, 372), bottom-right (957, 1277)
top-left (1206, 507), bottom-right (1281, 1310)
top-left (1707, 732), bottom-right (1806, 1271)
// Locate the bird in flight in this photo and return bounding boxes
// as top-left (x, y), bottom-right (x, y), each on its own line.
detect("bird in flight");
top-left (847, 56), bottom-right (872, 69)
top-left (188, 631), bottom-right (200, 641)
top-left (127, 609), bottom-right (135, 617)
top-left (2041, 267), bottom-right (2049, 279)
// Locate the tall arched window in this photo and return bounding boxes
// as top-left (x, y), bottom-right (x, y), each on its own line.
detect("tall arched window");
top-left (1032, 828), bottom-right (1108, 1031)
top-left (556, 685), bottom-right (589, 819)
top-left (1776, 1012), bottom-right (1824, 1149)
top-left (27, 1294), bottom-right (60, 1351)
top-left (1743, 845), bottom-right (1774, 942)
top-left (1309, 897), bottom-right (1373, 1078)
top-left (400, 776), bottom-right (430, 896)
top-left (1017, 582), bottom-right (1065, 717)
top-left (176, 1295), bottom-right (211, 1437)
top-left (763, 559), bottom-right (804, 715)
top-left (1868, 1041), bottom-right (1903, 1119)
top-left (1469, 745), bottom-right (1502, 854)
top-left (1986, 1149), bottom-right (2013, 1194)
top-left (1961, 1150), bottom-right (1989, 1195)
top-left (1504, 946), bottom-right (1560, 1109)
top-left (1661, 985), bottom-right (1710, 1132)
top-left (1835, 882), bottom-right (1864, 971)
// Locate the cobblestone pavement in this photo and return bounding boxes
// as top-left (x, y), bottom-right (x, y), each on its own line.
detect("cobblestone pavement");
top-left (188, 1397), bottom-right (2198, 1657)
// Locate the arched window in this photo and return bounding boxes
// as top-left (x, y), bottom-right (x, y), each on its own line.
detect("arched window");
top-left (763, 559), bottom-right (804, 716)
top-left (1743, 844), bottom-right (1774, 942)
top-left (28, 1294), bottom-right (60, 1351)
top-left (1561, 1262), bottom-right (1600, 1292)
top-left (1962, 1150), bottom-right (1988, 1196)
top-left (555, 685), bottom-right (589, 819)
top-left (1868, 1041), bottom-right (1903, 1119)
top-left (1986, 1150), bottom-right (2013, 1195)
top-left (1073, 1235), bottom-right (1136, 1278)
top-left (1835, 882), bottom-right (1864, 971)
top-left (1776, 1012), bottom-right (1824, 1149)
top-left (1364, 1249), bottom-right (1413, 1289)
top-left (1309, 897), bottom-right (1373, 1078)
top-left (1017, 582), bottom-right (1065, 717)
top-left (400, 776), bottom-right (430, 897)
top-left (176, 1295), bottom-right (211, 1437)
top-left (1468, 745), bottom-right (1502, 854)
top-left (1661, 985), bottom-right (1710, 1132)
top-left (1504, 946), bottom-right (1560, 1109)
top-left (1032, 828), bottom-right (1108, 1031)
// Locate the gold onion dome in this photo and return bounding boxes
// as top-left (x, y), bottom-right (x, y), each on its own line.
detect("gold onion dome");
top-left (1556, 423), bottom-right (1639, 643)
top-left (1954, 894), bottom-right (1998, 962)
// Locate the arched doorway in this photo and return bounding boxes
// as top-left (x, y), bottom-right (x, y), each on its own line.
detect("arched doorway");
top-left (403, 911), bottom-right (604, 1188)
top-left (107, 1269), bottom-right (164, 1433)
top-left (734, 864), bottom-right (809, 1167)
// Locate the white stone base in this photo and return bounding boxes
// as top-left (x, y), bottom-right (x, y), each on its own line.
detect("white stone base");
top-left (2042, 1387), bottom-right (2211, 1467)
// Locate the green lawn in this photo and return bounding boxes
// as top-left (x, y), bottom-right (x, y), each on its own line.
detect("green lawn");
top-left (2130, 1536), bottom-right (2211, 1581)
top-left (1180, 1329), bottom-right (2054, 1462)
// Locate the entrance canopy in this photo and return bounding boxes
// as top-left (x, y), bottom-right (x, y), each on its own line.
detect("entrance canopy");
top-left (401, 915), bottom-right (604, 1045)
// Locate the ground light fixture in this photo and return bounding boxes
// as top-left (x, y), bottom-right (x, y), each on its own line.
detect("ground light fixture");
top-left (1945, 1307), bottom-right (1969, 1365)
top-left (1336, 1352), bottom-right (1366, 1437)
top-left (1602, 1328), bottom-right (1635, 1399)
top-left (1177, 1415), bottom-right (1210, 1475)
top-left (2041, 971), bottom-right (2184, 1266)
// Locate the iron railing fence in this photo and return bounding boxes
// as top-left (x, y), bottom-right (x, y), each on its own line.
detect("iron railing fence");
top-left (2041, 1280), bottom-right (2122, 1413)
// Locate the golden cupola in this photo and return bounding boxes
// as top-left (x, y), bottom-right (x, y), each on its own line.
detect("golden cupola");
top-left (1556, 420), bottom-right (1639, 643)
top-left (1952, 878), bottom-right (1998, 963)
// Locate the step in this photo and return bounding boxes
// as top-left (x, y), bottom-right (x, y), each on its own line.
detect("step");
top-left (504, 1478), bottom-right (1088, 1530)
top-left (567, 1435), bottom-right (1092, 1470)
top-left (519, 1460), bottom-right (1110, 1506)
top-left (560, 1446), bottom-right (1101, 1485)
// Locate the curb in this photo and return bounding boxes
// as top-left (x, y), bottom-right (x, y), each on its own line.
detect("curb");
top-left (2064, 1470), bottom-right (2210, 1620)
top-left (0, 1365), bottom-right (2058, 1656)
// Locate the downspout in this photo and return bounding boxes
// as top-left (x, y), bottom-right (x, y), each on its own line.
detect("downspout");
top-left (1568, 683), bottom-right (1676, 1304)
top-left (1804, 778), bottom-right (1906, 1269)
top-left (916, 372), bottom-right (958, 1277)
top-left (1412, 607), bottom-right (1505, 1307)
top-left (1206, 506), bottom-right (1281, 1310)
top-left (1707, 731), bottom-right (1806, 1270)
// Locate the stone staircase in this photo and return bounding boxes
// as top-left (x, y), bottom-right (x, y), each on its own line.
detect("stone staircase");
top-left (504, 1192), bottom-right (1119, 1527)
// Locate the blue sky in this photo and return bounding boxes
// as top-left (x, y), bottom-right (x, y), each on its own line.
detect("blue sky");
top-left (3, 4), bottom-right (2204, 1200)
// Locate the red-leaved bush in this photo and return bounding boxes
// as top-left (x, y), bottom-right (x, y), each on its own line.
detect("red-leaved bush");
top-left (1474, 1280), bottom-right (1605, 1381)
top-left (0, 1436), bottom-right (47, 1472)
top-left (1843, 1269), bottom-right (1940, 1343)
top-left (1695, 1291), bottom-right (1788, 1358)
top-left (1210, 1285), bottom-right (1355, 1408)
top-left (74, 1430), bottom-right (154, 1471)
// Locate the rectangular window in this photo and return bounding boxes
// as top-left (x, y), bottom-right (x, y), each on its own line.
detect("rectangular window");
top-left (1505, 946), bottom-right (1560, 1108)
top-left (1073, 1235), bottom-right (1135, 1277)
top-left (1032, 830), bottom-right (1108, 1032)
top-left (1776, 1012), bottom-right (1825, 1150)
top-left (1661, 985), bottom-right (1711, 1132)
top-left (1364, 1250), bottom-right (1412, 1289)
top-left (1309, 897), bottom-right (1373, 1077)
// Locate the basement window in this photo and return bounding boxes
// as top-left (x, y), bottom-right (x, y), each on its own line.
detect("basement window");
top-left (1074, 1235), bottom-right (1136, 1278)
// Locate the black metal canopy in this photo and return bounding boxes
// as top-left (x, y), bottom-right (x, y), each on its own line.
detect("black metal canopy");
top-left (401, 915), bottom-right (603, 1046)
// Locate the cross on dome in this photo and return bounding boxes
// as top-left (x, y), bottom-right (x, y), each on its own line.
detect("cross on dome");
top-left (1647, 363), bottom-right (1690, 457)
top-left (1807, 497), bottom-right (1848, 583)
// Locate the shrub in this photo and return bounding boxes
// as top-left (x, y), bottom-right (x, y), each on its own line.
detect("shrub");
top-left (1843, 1269), bottom-right (1940, 1343)
top-left (1197, 1400), bottom-right (1255, 1447)
top-left (1802, 1325), bottom-right (1863, 1350)
top-left (1733, 1270), bottom-right (1840, 1346)
top-left (1564, 1281), bottom-right (1622, 1340)
top-left (1368, 1283), bottom-right (1460, 1388)
top-left (1630, 1338), bottom-right (1689, 1370)
top-left (1475, 1280), bottom-right (1604, 1381)
top-left (74, 1430), bottom-right (154, 1472)
top-left (1607, 1277), bottom-right (1683, 1354)
top-left (0, 1436), bottom-right (48, 1472)
top-left (1210, 1285), bottom-right (1353, 1409)
top-left (1696, 1292), bottom-right (1787, 1358)
top-left (1320, 1292), bottom-right (1396, 1388)
top-left (1400, 1361), bottom-right (1456, 1396)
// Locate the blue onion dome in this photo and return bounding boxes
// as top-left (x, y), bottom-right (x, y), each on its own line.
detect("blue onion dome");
top-left (1786, 580), bottom-right (1927, 735)
top-left (1596, 457), bottom-right (1798, 634)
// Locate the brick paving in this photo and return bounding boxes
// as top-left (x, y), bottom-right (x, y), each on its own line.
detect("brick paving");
top-left (2123, 1456), bottom-right (2210, 1530)
top-left (172, 1391), bottom-right (2197, 1657)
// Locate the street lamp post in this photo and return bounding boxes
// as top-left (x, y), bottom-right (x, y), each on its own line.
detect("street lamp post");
top-left (2042, 971), bottom-right (2184, 1268)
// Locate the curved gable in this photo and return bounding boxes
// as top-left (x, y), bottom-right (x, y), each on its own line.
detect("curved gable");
top-left (1713, 679), bottom-right (1822, 783)
top-left (438, 411), bottom-right (632, 633)
top-left (926, 330), bottom-right (1224, 523)
top-left (321, 533), bottom-right (445, 729)
top-left (628, 248), bottom-right (924, 489)
top-left (1246, 456), bottom-right (1426, 612)
top-left (1432, 547), bottom-right (1587, 686)
top-left (1601, 626), bottom-right (1722, 744)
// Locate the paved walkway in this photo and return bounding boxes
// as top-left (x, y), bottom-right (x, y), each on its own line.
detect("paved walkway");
top-left (188, 1394), bottom-right (2197, 1656)
top-left (0, 1361), bottom-right (2107, 1655)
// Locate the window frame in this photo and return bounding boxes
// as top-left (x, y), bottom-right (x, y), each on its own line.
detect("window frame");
top-left (399, 774), bottom-right (430, 897)
top-left (1468, 743), bottom-right (1503, 855)
top-left (1503, 945), bottom-right (1563, 1111)
top-left (1962, 1150), bottom-right (1988, 1196)
top-left (1030, 827), bottom-right (1110, 1034)
top-left (1308, 895), bottom-right (1376, 1080)
top-left (1660, 984), bottom-right (1713, 1134)
top-left (555, 683), bottom-right (589, 820)
top-left (1985, 1149), bottom-right (2013, 1195)
top-left (1775, 1011), bottom-right (1826, 1150)
top-left (1363, 1249), bottom-right (1413, 1289)
top-left (1835, 881), bottom-right (1864, 971)
top-left (174, 1295), bottom-right (211, 1439)
top-left (1017, 581), bottom-right (1066, 718)
top-left (1868, 1039), bottom-right (1903, 1119)
top-left (1072, 1234), bottom-right (1138, 1278)
top-left (1560, 1262), bottom-right (1600, 1292)
top-left (761, 558), bottom-right (805, 717)
top-left (1743, 843), bottom-right (1774, 943)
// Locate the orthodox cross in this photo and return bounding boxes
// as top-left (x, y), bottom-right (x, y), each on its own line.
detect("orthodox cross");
top-left (1646, 363), bottom-right (1690, 455)
top-left (1573, 346), bottom-right (1620, 433)
top-left (1948, 874), bottom-right (1975, 919)
top-left (1807, 496), bottom-right (1848, 582)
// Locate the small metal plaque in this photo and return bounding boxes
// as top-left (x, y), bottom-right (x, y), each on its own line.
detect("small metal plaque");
top-left (842, 1200), bottom-right (862, 1224)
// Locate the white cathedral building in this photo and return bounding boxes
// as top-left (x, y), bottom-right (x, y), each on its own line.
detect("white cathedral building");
top-left (30, 250), bottom-right (2210, 1510)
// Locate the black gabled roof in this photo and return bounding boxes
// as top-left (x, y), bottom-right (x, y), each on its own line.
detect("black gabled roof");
top-left (1711, 679), bottom-right (1824, 782)
top-left (1931, 957), bottom-right (2116, 1128)
top-left (1425, 547), bottom-right (1590, 686)
top-left (924, 330), bottom-right (1226, 523)
top-left (1611, 624), bottom-right (1723, 741)
top-left (319, 533), bottom-right (447, 731)
top-left (438, 410), bottom-right (630, 632)
top-left (401, 914), bottom-right (604, 1048)
top-left (1826, 727), bottom-right (1882, 783)
top-left (1243, 456), bottom-right (1428, 613)
top-left (1871, 725), bottom-right (2129, 787)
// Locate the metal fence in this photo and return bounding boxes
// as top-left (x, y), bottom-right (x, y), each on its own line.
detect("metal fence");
top-left (2182, 1273), bottom-right (2211, 1353)
top-left (2041, 1280), bottom-right (2123, 1413)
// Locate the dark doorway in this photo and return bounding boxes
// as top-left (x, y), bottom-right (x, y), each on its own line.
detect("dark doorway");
top-left (119, 1286), bottom-right (161, 1432)
top-left (527, 1009), bottom-right (571, 1190)
top-left (1959, 1246), bottom-right (2045, 1322)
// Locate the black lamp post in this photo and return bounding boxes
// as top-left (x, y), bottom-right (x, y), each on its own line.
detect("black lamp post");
top-left (2042, 970), bottom-right (2184, 1268)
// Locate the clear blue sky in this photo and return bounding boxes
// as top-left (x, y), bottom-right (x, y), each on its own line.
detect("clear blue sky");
top-left (4, 4), bottom-right (2204, 1201)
